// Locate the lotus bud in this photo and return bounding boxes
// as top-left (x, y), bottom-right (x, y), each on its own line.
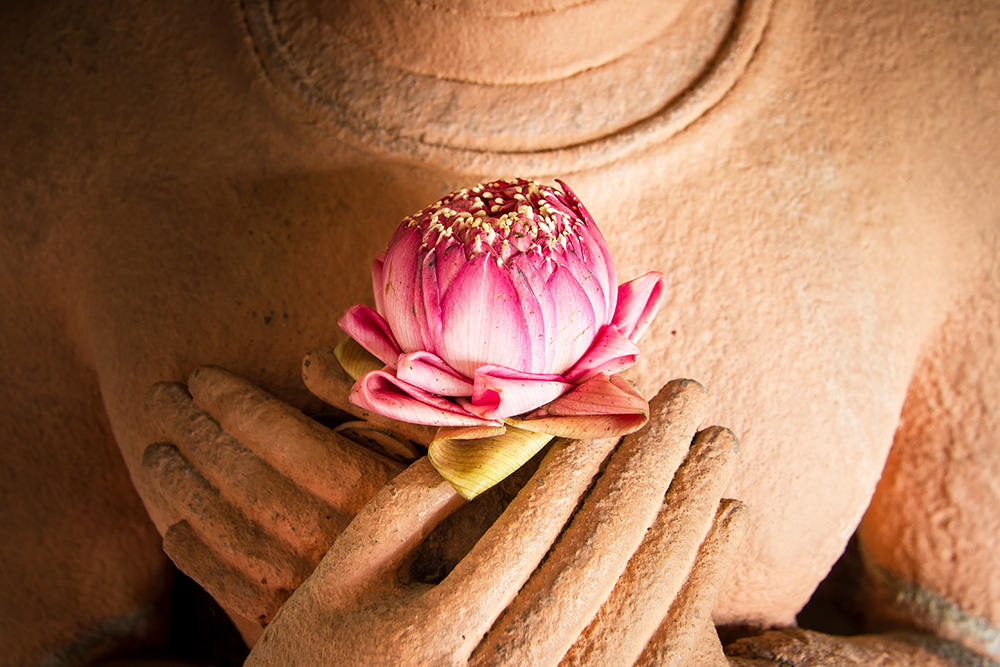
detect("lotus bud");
top-left (339, 178), bottom-right (666, 497)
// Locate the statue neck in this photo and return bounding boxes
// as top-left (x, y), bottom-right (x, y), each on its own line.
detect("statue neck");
top-left (302, 0), bottom-right (698, 85)
top-left (250, 0), bottom-right (760, 168)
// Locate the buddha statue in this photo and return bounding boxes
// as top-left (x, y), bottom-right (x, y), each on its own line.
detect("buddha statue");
top-left (1, 0), bottom-right (997, 663)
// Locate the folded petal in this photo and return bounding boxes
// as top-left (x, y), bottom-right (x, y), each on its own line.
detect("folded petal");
top-left (416, 250), bottom-right (444, 352)
top-left (563, 325), bottom-right (640, 384)
top-left (334, 337), bottom-right (385, 382)
top-left (612, 272), bottom-right (667, 342)
top-left (555, 179), bottom-right (618, 316)
top-left (338, 304), bottom-right (402, 367)
top-left (350, 369), bottom-right (502, 428)
top-left (380, 225), bottom-right (425, 352)
top-left (434, 241), bottom-right (468, 296)
top-left (396, 351), bottom-right (473, 396)
top-left (555, 237), bottom-right (612, 334)
top-left (508, 253), bottom-right (557, 373)
top-left (429, 425), bottom-right (555, 500)
top-left (507, 373), bottom-right (649, 439)
top-left (371, 252), bottom-right (387, 315)
top-left (546, 263), bottom-right (599, 375)
top-left (438, 254), bottom-right (531, 378)
top-left (433, 423), bottom-right (508, 441)
top-left (464, 365), bottom-right (573, 420)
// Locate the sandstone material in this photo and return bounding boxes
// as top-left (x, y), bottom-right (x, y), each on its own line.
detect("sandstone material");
top-left (0, 0), bottom-right (998, 663)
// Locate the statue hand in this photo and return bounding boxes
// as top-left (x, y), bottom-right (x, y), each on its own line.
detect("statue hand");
top-left (142, 366), bottom-right (405, 627)
top-left (246, 379), bottom-right (748, 666)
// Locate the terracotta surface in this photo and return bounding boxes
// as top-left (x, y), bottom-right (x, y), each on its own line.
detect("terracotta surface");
top-left (1, 0), bottom-right (999, 664)
top-left (241, 380), bottom-right (745, 665)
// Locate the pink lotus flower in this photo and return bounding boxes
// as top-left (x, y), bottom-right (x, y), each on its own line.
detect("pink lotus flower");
top-left (339, 178), bottom-right (665, 436)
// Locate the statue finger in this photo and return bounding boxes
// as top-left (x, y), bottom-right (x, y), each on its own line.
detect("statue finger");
top-left (415, 433), bottom-right (621, 659)
top-left (163, 520), bottom-right (288, 625)
top-left (460, 379), bottom-right (710, 667)
top-left (302, 457), bottom-right (465, 605)
top-left (301, 349), bottom-right (437, 446)
top-left (188, 365), bottom-right (403, 516)
top-left (635, 499), bottom-right (750, 667)
top-left (142, 442), bottom-right (312, 594)
top-left (145, 381), bottom-right (345, 557)
top-left (561, 426), bottom-right (741, 666)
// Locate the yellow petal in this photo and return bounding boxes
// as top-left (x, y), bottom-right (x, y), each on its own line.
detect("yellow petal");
top-left (428, 425), bottom-right (554, 500)
top-left (434, 424), bottom-right (508, 441)
top-left (335, 337), bottom-right (384, 381)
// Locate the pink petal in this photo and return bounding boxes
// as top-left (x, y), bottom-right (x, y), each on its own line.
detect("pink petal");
top-left (562, 325), bottom-right (640, 384)
top-left (416, 251), bottom-right (444, 352)
top-left (543, 373), bottom-right (647, 416)
top-left (510, 373), bottom-right (650, 439)
top-left (396, 351), bottom-right (473, 396)
top-left (555, 180), bottom-right (618, 316)
top-left (371, 252), bottom-right (386, 316)
top-left (338, 305), bottom-right (402, 367)
top-left (380, 226), bottom-right (425, 353)
top-left (612, 272), bottom-right (667, 342)
top-left (350, 370), bottom-right (502, 427)
top-left (434, 242), bottom-right (467, 295)
top-left (508, 253), bottom-right (557, 373)
top-left (555, 180), bottom-right (595, 225)
top-left (553, 236), bottom-right (612, 332)
top-left (463, 365), bottom-right (572, 420)
top-left (438, 254), bottom-right (530, 378)
top-left (546, 263), bottom-right (599, 375)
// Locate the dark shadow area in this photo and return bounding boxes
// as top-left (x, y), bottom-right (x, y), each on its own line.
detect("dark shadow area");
top-left (797, 534), bottom-right (867, 636)
top-left (163, 571), bottom-right (250, 667)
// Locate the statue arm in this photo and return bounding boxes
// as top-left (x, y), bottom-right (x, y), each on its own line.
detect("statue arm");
top-left (732, 264), bottom-right (1000, 666)
top-left (856, 264), bottom-right (1000, 662)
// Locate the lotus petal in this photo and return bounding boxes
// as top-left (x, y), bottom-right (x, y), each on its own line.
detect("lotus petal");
top-left (428, 425), bottom-right (554, 500)
top-left (371, 252), bottom-right (386, 315)
top-left (612, 272), bottom-right (667, 342)
top-left (396, 351), bottom-right (473, 396)
top-left (556, 236), bottom-right (612, 332)
top-left (334, 337), bottom-right (384, 382)
top-left (338, 305), bottom-right (402, 367)
top-left (380, 225), bottom-right (425, 352)
top-left (546, 263), bottom-right (598, 375)
top-left (433, 424), bottom-right (508, 441)
top-left (508, 374), bottom-right (649, 439)
top-left (563, 325), bottom-right (640, 384)
top-left (438, 253), bottom-right (530, 378)
top-left (350, 369), bottom-right (502, 428)
top-left (464, 365), bottom-right (572, 420)
top-left (416, 250), bottom-right (444, 352)
top-left (555, 179), bottom-right (617, 314)
top-left (507, 253), bottom-right (557, 373)
top-left (433, 241), bottom-right (468, 296)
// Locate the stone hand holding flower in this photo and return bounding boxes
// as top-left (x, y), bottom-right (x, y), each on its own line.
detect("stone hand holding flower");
top-left (338, 178), bottom-right (666, 498)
